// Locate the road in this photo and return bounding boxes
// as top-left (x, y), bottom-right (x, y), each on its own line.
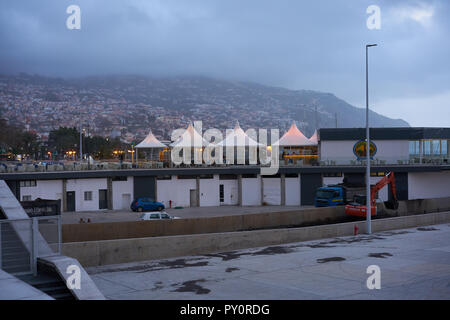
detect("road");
top-left (87, 223), bottom-right (450, 300)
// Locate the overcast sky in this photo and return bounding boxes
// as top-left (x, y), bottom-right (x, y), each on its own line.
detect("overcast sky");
top-left (0, 0), bottom-right (449, 126)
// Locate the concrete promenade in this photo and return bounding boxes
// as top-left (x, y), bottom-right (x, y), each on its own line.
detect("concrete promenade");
top-left (86, 223), bottom-right (450, 300)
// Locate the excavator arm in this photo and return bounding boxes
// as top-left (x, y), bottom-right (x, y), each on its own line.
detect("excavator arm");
top-left (370, 172), bottom-right (398, 210)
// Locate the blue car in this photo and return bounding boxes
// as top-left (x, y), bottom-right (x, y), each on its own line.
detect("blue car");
top-left (130, 198), bottom-right (165, 212)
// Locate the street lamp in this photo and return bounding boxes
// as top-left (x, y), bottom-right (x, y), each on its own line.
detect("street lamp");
top-left (366, 43), bottom-right (377, 234)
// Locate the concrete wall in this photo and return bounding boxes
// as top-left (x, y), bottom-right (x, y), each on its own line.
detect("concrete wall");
top-left (112, 177), bottom-right (134, 210)
top-left (199, 176), bottom-right (220, 207)
top-left (220, 179), bottom-right (238, 205)
top-left (62, 211), bottom-right (450, 267)
top-left (242, 178), bottom-right (261, 206)
top-left (262, 177), bottom-right (281, 205)
top-left (408, 172), bottom-right (450, 200)
top-left (157, 176), bottom-right (196, 207)
top-left (20, 180), bottom-right (63, 202)
top-left (320, 140), bottom-right (409, 164)
top-left (285, 176), bottom-right (300, 206)
top-left (62, 206), bottom-right (346, 243)
top-left (66, 178), bottom-right (108, 212)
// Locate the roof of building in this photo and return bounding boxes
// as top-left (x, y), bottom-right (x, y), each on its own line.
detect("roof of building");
top-left (274, 122), bottom-right (316, 146)
top-left (319, 127), bottom-right (450, 141)
top-left (135, 130), bottom-right (167, 149)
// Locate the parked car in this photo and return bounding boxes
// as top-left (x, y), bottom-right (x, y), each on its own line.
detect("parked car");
top-left (139, 212), bottom-right (178, 220)
top-left (130, 198), bottom-right (165, 212)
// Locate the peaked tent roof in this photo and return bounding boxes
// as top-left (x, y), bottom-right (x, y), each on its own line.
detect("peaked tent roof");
top-left (170, 123), bottom-right (209, 147)
top-left (274, 122), bottom-right (316, 146)
top-left (309, 130), bottom-right (318, 145)
top-left (135, 130), bottom-right (167, 148)
top-left (217, 121), bottom-right (262, 147)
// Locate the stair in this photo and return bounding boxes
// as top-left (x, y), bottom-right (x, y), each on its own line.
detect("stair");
top-left (1, 222), bottom-right (31, 274)
top-left (17, 270), bottom-right (75, 300)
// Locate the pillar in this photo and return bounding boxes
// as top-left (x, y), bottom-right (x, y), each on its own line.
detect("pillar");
top-left (237, 174), bottom-right (243, 206)
top-left (196, 176), bottom-right (200, 207)
top-left (107, 177), bottom-right (113, 210)
top-left (280, 174), bottom-right (286, 206)
top-left (260, 174), bottom-right (264, 205)
top-left (62, 179), bottom-right (67, 212)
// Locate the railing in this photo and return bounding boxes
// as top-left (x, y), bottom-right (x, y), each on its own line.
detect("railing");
top-left (0, 216), bottom-right (61, 276)
top-left (1, 156), bottom-right (449, 174)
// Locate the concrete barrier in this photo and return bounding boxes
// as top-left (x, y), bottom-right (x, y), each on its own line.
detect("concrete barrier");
top-left (63, 196), bottom-right (450, 243)
top-left (62, 211), bottom-right (450, 267)
top-left (62, 206), bottom-right (347, 242)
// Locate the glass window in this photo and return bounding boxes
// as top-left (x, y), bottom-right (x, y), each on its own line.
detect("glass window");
top-left (150, 214), bottom-right (159, 219)
top-left (409, 141), bottom-right (416, 155)
top-left (424, 140), bottom-right (431, 155)
top-left (432, 140), bottom-right (440, 155)
top-left (442, 140), bottom-right (448, 155)
top-left (161, 214), bottom-right (170, 219)
top-left (84, 191), bottom-right (93, 201)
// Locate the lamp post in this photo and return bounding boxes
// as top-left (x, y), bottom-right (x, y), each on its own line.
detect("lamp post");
top-left (366, 43), bottom-right (377, 234)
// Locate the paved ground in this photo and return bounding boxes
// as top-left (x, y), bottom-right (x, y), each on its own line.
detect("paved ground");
top-left (86, 223), bottom-right (450, 300)
top-left (62, 205), bottom-right (312, 224)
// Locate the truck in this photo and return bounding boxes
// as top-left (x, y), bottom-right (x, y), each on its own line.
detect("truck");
top-left (345, 172), bottom-right (398, 217)
top-left (314, 184), bottom-right (366, 207)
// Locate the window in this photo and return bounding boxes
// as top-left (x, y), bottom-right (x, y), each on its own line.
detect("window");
top-left (323, 172), bottom-right (343, 177)
top-left (409, 141), bottom-right (417, 155)
top-left (442, 140), bottom-right (448, 155)
top-left (432, 140), bottom-right (440, 155)
top-left (161, 214), bottom-right (170, 219)
top-left (150, 214), bottom-right (160, 219)
top-left (424, 140), bottom-right (431, 155)
top-left (112, 176), bottom-right (127, 181)
top-left (219, 184), bottom-right (224, 203)
top-left (371, 172), bottom-right (385, 177)
top-left (20, 180), bottom-right (36, 187)
top-left (22, 195), bottom-right (32, 201)
top-left (84, 191), bottom-right (93, 201)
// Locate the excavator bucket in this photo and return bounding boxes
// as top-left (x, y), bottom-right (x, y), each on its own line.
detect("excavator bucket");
top-left (384, 200), bottom-right (399, 210)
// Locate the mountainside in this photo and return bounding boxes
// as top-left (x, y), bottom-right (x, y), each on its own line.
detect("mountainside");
top-left (0, 74), bottom-right (409, 141)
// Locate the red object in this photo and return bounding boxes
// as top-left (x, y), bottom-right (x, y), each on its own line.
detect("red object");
top-left (345, 172), bottom-right (398, 217)
top-left (169, 200), bottom-right (172, 208)
top-left (354, 225), bottom-right (359, 235)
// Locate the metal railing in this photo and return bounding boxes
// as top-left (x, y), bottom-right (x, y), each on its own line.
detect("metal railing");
top-left (0, 216), bottom-right (61, 276)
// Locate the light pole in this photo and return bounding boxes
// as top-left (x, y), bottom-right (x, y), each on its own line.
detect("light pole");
top-left (366, 43), bottom-right (377, 234)
top-left (79, 108), bottom-right (83, 161)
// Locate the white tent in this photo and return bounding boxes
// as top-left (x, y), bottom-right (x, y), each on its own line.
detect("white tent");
top-left (309, 130), bottom-right (318, 145)
top-left (274, 122), bottom-right (316, 146)
top-left (217, 121), bottom-right (262, 164)
top-left (170, 123), bottom-right (208, 164)
top-left (217, 121), bottom-right (261, 147)
top-left (170, 123), bottom-right (208, 147)
top-left (135, 130), bottom-right (167, 163)
top-left (135, 130), bottom-right (167, 149)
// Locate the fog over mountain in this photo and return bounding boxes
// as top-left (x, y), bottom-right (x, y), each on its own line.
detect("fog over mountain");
top-left (0, 74), bottom-right (408, 141)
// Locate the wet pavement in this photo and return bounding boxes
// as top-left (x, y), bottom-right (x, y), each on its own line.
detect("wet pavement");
top-left (86, 223), bottom-right (450, 300)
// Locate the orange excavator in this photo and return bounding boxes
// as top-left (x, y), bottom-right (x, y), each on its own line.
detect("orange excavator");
top-left (345, 172), bottom-right (398, 217)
